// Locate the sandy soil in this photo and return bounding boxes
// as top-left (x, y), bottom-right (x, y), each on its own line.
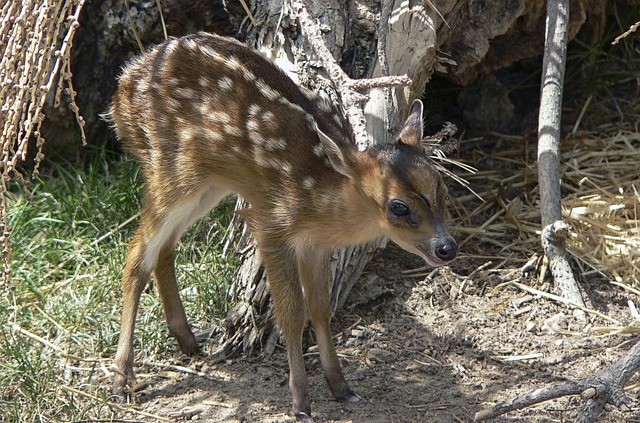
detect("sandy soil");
top-left (120, 244), bottom-right (638, 422)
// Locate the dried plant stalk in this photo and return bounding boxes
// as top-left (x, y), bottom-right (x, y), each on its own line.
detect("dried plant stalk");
top-left (0, 0), bottom-right (87, 288)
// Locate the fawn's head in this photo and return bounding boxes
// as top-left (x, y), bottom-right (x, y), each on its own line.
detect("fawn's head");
top-left (319, 100), bottom-right (458, 266)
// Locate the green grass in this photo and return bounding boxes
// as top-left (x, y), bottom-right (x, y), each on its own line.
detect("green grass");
top-left (0, 151), bottom-right (238, 422)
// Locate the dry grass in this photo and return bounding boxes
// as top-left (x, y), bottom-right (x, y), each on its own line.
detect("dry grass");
top-left (563, 128), bottom-right (640, 286)
top-left (449, 95), bottom-right (640, 291)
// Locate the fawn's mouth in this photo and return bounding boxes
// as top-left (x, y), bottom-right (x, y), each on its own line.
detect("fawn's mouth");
top-left (392, 239), bottom-right (455, 267)
top-left (422, 253), bottom-right (450, 267)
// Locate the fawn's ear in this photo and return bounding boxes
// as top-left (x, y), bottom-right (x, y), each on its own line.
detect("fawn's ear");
top-left (317, 128), bottom-right (355, 179)
top-left (397, 99), bottom-right (424, 148)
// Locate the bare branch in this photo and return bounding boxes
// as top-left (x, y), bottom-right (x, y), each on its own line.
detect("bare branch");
top-left (291, 0), bottom-right (412, 150)
top-left (536, 0), bottom-right (585, 309)
top-left (476, 338), bottom-right (640, 421)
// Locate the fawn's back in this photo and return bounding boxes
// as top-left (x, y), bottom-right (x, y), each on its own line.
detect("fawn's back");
top-left (109, 32), bottom-right (457, 419)
top-left (110, 33), bottom-right (360, 239)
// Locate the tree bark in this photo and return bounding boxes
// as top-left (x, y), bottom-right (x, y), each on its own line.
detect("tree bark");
top-left (537, 0), bottom-right (586, 309)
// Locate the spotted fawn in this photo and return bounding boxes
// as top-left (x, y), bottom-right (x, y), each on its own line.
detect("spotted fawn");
top-left (107, 32), bottom-right (457, 418)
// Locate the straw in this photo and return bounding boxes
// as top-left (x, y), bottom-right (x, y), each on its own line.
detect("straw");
top-left (448, 99), bottom-right (640, 289)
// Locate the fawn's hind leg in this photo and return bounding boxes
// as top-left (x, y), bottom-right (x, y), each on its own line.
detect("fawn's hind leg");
top-left (113, 226), bottom-right (152, 397)
top-left (113, 184), bottom-right (229, 396)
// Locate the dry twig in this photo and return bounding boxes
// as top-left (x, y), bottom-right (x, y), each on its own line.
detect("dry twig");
top-left (476, 339), bottom-right (640, 422)
top-left (291, 0), bottom-right (412, 151)
top-left (537, 0), bottom-right (586, 310)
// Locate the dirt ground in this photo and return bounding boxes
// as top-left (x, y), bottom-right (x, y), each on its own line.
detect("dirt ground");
top-left (121, 243), bottom-right (639, 423)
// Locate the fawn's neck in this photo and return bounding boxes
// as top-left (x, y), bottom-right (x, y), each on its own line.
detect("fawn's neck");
top-left (289, 175), bottom-right (385, 248)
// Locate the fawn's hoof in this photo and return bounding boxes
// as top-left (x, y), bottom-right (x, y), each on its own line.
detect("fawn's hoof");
top-left (336, 389), bottom-right (361, 403)
top-left (294, 411), bottom-right (314, 422)
top-left (111, 371), bottom-right (140, 403)
top-left (330, 383), bottom-right (361, 403)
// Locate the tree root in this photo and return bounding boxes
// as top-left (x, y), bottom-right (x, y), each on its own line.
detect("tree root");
top-left (475, 339), bottom-right (640, 421)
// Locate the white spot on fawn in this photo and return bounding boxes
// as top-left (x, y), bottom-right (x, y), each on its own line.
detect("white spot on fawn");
top-left (225, 56), bottom-right (243, 71)
top-left (164, 39), bottom-right (179, 55)
top-left (302, 177), bottom-right (316, 190)
top-left (223, 124), bottom-right (243, 137)
top-left (183, 38), bottom-right (199, 51)
top-left (176, 87), bottom-right (198, 99)
top-left (242, 68), bottom-right (256, 81)
top-left (204, 127), bottom-right (224, 141)
top-left (246, 119), bottom-right (261, 133)
top-left (256, 79), bottom-right (280, 101)
top-left (268, 158), bottom-right (292, 173)
top-left (277, 96), bottom-right (305, 114)
top-left (199, 45), bottom-right (223, 62)
top-left (248, 104), bottom-right (262, 117)
top-left (198, 76), bottom-right (211, 88)
top-left (167, 98), bottom-right (181, 113)
top-left (208, 111), bottom-right (231, 124)
top-left (137, 78), bottom-right (150, 93)
top-left (261, 110), bottom-right (275, 121)
top-left (313, 143), bottom-right (325, 157)
top-left (217, 76), bottom-right (233, 91)
top-left (179, 127), bottom-right (197, 143)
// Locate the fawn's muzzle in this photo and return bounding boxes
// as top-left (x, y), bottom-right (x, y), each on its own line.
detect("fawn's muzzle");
top-left (433, 237), bottom-right (458, 263)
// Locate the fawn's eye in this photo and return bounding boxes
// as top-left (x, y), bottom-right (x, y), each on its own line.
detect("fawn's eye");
top-left (388, 200), bottom-right (410, 217)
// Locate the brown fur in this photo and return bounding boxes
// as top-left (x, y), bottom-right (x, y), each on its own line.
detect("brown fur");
top-left (108, 32), bottom-right (457, 418)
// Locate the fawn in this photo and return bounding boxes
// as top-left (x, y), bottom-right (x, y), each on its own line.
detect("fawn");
top-left (108, 32), bottom-right (457, 418)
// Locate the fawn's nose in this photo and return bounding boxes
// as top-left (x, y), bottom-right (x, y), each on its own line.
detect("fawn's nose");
top-left (434, 238), bottom-right (458, 262)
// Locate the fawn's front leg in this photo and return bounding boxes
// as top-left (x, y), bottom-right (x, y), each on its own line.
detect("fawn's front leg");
top-left (297, 246), bottom-right (360, 404)
top-left (258, 238), bottom-right (311, 417)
